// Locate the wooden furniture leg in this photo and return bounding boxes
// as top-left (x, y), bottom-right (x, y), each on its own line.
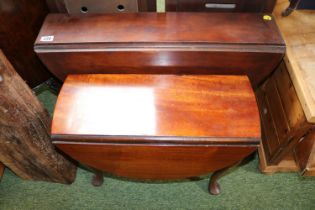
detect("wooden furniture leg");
top-left (209, 160), bottom-right (242, 195)
top-left (282, 0), bottom-right (301, 16)
top-left (91, 170), bottom-right (104, 187)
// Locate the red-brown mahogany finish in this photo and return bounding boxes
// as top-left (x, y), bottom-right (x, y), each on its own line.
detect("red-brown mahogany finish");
top-left (52, 74), bottom-right (260, 181)
top-left (52, 75), bottom-right (260, 139)
top-left (34, 13), bottom-right (285, 87)
top-left (57, 144), bottom-right (257, 179)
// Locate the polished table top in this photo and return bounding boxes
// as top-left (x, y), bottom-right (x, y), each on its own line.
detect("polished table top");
top-left (36, 13), bottom-right (283, 47)
top-left (52, 74), bottom-right (260, 144)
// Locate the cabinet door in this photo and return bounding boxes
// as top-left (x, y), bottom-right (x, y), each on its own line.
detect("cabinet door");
top-left (256, 62), bottom-right (312, 164)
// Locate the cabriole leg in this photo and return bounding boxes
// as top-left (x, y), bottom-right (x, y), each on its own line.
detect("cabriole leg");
top-left (91, 170), bottom-right (104, 187)
top-left (208, 160), bottom-right (242, 195)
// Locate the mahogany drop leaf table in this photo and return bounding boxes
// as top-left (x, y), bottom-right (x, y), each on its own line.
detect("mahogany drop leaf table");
top-left (51, 74), bottom-right (260, 195)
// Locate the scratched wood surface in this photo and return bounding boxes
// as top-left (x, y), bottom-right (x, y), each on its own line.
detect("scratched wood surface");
top-left (0, 50), bottom-right (76, 184)
top-left (274, 0), bottom-right (315, 123)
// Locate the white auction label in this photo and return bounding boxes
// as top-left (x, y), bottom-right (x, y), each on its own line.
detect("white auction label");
top-left (40, 36), bottom-right (54, 42)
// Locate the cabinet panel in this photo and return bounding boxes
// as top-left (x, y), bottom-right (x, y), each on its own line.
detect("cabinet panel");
top-left (264, 77), bottom-right (290, 144)
top-left (65, 0), bottom-right (139, 14)
top-left (177, 0), bottom-right (243, 12)
top-left (256, 86), bottom-right (280, 157)
top-left (166, 0), bottom-right (276, 12)
top-left (46, 0), bottom-right (156, 13)
top-left (257, 61), bottom-right (313, 165)
top-left (274, 62), bottom-right (305, 129)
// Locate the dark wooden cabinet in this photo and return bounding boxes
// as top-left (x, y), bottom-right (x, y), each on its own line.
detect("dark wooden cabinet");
top-left (34, 13), bottom-right (284, 88)
top-left (46, 0), bottom-right (156, 13)
top-left (166, 0), bottom-right (276, 12)
top-left (0, 0), bottom-right (51, 87)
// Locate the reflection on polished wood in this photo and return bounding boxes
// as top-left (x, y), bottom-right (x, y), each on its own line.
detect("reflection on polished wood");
top-left (35, 13), bottom-right (285, 87)
top-left (52, 74), bottom-right (260, 142)
top-left (52, 74), bottom-right (260, 194)
top-left (36, 13), bottom-right (283, 45)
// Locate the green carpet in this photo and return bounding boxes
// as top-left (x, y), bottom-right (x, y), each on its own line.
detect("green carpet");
top-left (1, 90), bottom-right (315, 210)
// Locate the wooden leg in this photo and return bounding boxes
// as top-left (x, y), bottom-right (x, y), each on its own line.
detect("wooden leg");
top-left (282, 0), bottom-right (301, 17)
top-left (91, 170), bottom-right (104, 187)
top-left (208, 160), bottom-right (242, 195)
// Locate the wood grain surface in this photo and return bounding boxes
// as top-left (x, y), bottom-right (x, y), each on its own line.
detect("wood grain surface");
top-left (258, 141), bottom-right (299, 175)
top-left (56, 143), bottom-right (257, 179)
top-left (52, 74), bottom-right (259, 180)
top-left (36, 13), bottom-right (283, 45)
top-left (52, 74), bottom-right (260, 143)
top-left (35, 13), bottom-right (284, 87)
top-left (0, 50), bottom-right (76, 184)
top-left (295, 131), bottom-right (315, 176)
top-left (274, 0), bottom-right (315, 123)
top-left (256, 61), bottom-right (313, 164)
